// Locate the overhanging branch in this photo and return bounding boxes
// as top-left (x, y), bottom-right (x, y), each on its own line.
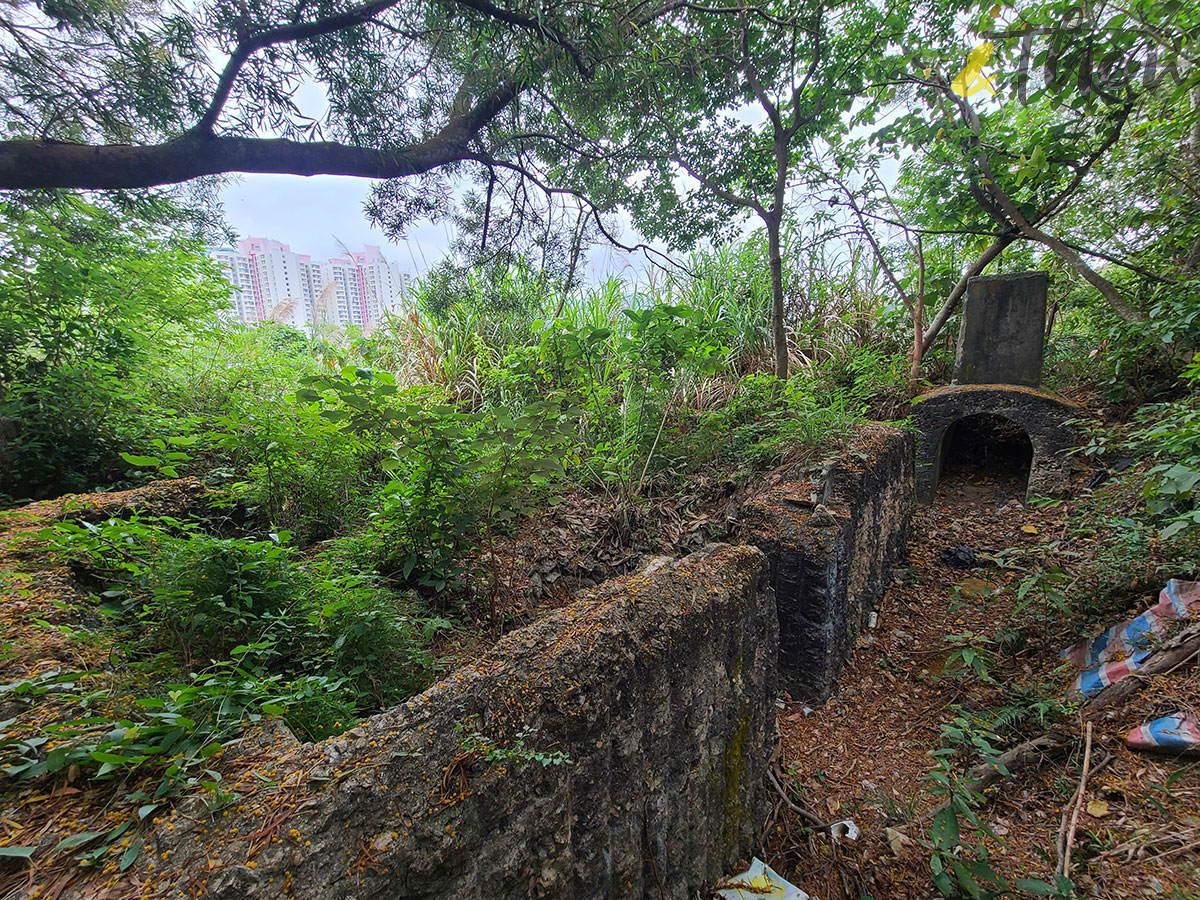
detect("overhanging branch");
top-left (0, 68), bottom-right (525, 189)
top-left (0, 135), bottom-right (465, 188)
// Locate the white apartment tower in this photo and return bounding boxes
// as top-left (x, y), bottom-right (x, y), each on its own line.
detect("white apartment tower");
top-left (210, 239), bottom-right (411, 330)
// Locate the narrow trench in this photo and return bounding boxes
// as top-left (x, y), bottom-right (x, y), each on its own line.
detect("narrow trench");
top-left (772, 436), bottom-right (1049, 898)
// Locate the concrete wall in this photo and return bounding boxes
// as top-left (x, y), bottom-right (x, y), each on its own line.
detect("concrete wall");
top-left (741, 425), bottom-right (915, 702)
top-left (146, 545), bottom-right (777, 900)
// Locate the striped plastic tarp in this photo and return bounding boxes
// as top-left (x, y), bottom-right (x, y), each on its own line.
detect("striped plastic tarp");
top-left (1068, 650), bottom-right (1154, 701)
top-left (1062, 579), bottom-right (1200, 668)
top-left (1126, 713), bottom-right (1200, 754)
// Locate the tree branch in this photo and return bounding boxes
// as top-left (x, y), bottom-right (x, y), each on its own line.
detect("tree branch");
top-left (672, 154), bottom-right (767, 216)
top-left (471, 151), bottom-right (689, 273)
top-left (921, 231), bottom-right (1017, 352)
top-left (0, 72), bottom-right (523, 189)
top-left (193, 0), bottom-right (407, 135)
top-left (192, 0), bottom-right (594, 136)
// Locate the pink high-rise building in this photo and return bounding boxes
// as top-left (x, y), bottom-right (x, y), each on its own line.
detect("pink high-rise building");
top-left (210, 239), bottom-right (413, 329)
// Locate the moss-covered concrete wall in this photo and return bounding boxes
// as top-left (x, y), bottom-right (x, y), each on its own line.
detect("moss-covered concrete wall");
top-left (741, 425), bottom-right (914, 702)
top-left (142, 544), bottom-right (777, 900)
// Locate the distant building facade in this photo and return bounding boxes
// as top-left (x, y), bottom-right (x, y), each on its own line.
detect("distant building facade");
top-left (210, 239), bottom-right (413, 330)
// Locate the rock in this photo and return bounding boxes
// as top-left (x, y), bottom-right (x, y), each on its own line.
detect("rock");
top-left (808, 504), bottom-right (838, 527)
top-left (885, 826), bottom-right (912, 856)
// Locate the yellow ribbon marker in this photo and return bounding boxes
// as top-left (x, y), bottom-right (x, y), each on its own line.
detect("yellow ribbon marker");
top-left (951, 42), bottom-right (997, 97)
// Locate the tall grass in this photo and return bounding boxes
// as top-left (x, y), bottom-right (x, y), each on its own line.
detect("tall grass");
top-left (340, 230), bottom-right (911, 430)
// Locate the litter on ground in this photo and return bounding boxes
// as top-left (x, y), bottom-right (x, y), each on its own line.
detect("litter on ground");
top-left (714, 858), bottom-right (810, 900)
top-left (1062, 579), bottom-right (1200, 667)
top-left (1126, 712), bottom-right (1200, 755)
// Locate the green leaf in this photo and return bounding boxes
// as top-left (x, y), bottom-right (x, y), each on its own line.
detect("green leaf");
top-left (119, 843), bottom-right (141, 871)
top-left (90, 751), bottom-right (135, 765)
top-left (119, 454), bottom-right (162, 467)
top-left (52, 831), bottom-right (104, 852)
top-left (931, 806), bottom-right (960, 849)
top-left (0, 846), bottom-right (35, 859)
top-left (1014, 878), bottom-right (1060, 895)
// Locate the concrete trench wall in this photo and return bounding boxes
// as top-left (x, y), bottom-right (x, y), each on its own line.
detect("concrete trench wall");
top-left (147, 545), bottom-right (778, 900)
top-left (140, 427), bottom-right (915, 898)
top-left (741, 426), bottom-right (915, 703)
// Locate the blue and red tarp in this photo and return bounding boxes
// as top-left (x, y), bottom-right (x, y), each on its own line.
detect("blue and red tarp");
top-left (1126, 713), bottom-right (1200, 755)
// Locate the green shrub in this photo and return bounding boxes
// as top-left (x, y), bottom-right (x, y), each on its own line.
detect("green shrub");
top-left (140, 533), bottom-right (304, 664)
top-left (1115, 362), bottom-right (1200, 539)
top-left (314, 577), bottom-right (450, 708)
top-left (811, 345), bottom-right (909, 414)
top-left (692, 372), bottom-right (866, 472)
top-left (0, 195), bottom-right (228, 504)
top-left (40, 517), bottom-right (450, 715)
top-left (344, 398), bottom-right (575, 603)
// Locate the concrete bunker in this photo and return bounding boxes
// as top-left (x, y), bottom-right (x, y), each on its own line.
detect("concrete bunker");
top-left (937, 412), bottom-right (1034, 497)
top-left (914, 384), bottom-right (1080, 503)
top-left (913, 272), bottom-right (1080, 503)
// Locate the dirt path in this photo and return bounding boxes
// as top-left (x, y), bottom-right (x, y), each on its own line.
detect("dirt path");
top-left (771, 469), bottom-right (1200, 900)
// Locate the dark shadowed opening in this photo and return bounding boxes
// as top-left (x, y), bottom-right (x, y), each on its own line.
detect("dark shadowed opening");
top-left (937, 414), bottom-right (1034, 501)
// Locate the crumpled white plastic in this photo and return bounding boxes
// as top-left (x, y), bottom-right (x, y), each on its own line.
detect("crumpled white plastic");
top-left (714, 857), bottom-right (810, 900)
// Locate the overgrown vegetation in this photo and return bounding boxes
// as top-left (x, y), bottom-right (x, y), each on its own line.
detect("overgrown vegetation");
top-left (1, 0), bottom-right (1199, 893)
top-left (0, 193), bottom-right (915, 875)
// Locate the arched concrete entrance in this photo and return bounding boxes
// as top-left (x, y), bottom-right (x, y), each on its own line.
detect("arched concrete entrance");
top-left (912, 384), bottom-right (1080, 503)
top-left (938, 413), bottom-right (1034, 499)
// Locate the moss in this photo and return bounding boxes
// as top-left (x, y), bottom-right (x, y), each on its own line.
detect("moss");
top-left (913, 383), bottom-right (1082, 407)
top-left (720, 699), bottom-right (752, 858)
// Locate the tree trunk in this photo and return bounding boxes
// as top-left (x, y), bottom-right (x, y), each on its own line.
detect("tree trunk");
top-left (767, 217), bottom-right (788, 379)
top-left (1023, 225), bottom-right (1147, 325)
top-left (909, 304), bottom-right (924, 393)
top-left (979, 171), bottom-right (1149, 326)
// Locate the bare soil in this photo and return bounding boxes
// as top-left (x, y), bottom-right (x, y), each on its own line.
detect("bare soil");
top-left (771, 467), bottom-right (1200, 899)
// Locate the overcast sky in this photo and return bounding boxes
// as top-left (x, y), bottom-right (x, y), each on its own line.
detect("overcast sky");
top-left (220, 173), bottom-right (661, 283)
top-left (220, 174), bottom-right (452, 274)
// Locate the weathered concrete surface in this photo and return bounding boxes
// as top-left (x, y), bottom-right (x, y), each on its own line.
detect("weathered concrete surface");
top-left (954, 272), bottom-right (1048, 388)
top-left (740, 426), bottom-right (914, 703)
top-left (913, 384), bottom-right (1081, 503)
top-left (144, 545), bottom-right (777, 900)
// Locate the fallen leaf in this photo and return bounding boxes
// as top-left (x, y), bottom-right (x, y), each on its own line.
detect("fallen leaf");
top-left (1087, 799), bottom-right (1110, 818)
top-left (960, 577), bottom-right (995, 598)
top-left (1021, 524), bottom-right (1039, 535)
